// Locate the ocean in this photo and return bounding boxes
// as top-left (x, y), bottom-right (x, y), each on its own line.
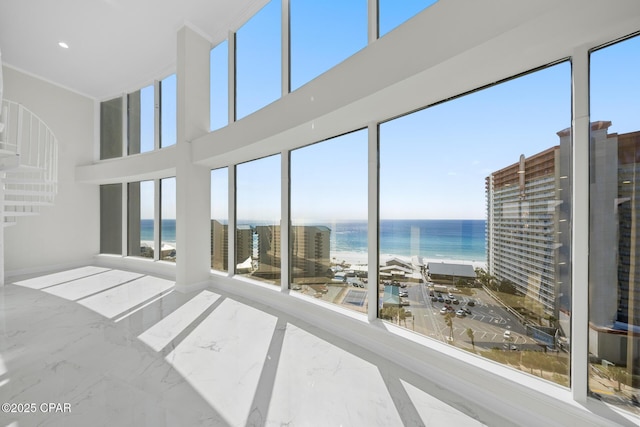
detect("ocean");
top-left (332, 219), bottom-right (486, 262)
top-left (141, 219), bottom-right (176, 243)
top-left (141, 218), bottom-right (487, 262)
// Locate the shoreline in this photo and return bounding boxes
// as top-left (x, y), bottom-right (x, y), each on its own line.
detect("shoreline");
top-left (333, 250), bottom-right (487, 270)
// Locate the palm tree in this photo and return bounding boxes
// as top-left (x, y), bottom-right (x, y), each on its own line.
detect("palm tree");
top-left (444, 312), bottom-right (454, 342)
top-left (466, 328), bottom-right (475, 351)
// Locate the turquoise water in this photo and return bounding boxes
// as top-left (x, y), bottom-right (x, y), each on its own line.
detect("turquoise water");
top-left (333, 219), bottom-right (486, 262)
top-left (141, 219), bottom-right (175, 243)
top-left (142, 219), bottom-right (487, 262)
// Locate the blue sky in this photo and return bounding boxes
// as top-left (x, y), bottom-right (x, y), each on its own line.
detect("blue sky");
top-left (142, 1), bottom-right (638, 221)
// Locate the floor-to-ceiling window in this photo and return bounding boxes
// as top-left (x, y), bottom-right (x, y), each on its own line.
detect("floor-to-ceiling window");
top-left (210, 41), bottom-right (229, 131)
top-left (128, 180), bottom-right (155, 258)
top-left (128, 85), bottom-right (155, 155)
top-left (289, 0), bottom-right (367, 91)
top-left (589, 33), bottom-right (640, 414)
top-left (100, 97), bottom-right (123, 160)
top-left (160, 74), bottom-right (176, 148)
top-left (100, 184), bottom-right (122, 254)
top-left (235, 0), bottom-right (281, 120)
top-left (211, 167), bottom-right (229, 272)
top-left (160, 177), bottom-right (176, 262)
top-left (378, 0), bottom-right (438, 37)
top-left (379, 62), bottom-right (572, 386)
top-left (290, 130), bottom-right (368, 311)
top-left (236, 155), bottom-right (281, 284)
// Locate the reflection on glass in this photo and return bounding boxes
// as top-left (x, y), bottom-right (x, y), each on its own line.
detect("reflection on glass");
top-left (211, 168), bottom-right (229, 271)
top-left (236, 155), bottom-right (281, 284)
top-left (161, 74), bottom-right (176, 148)
top-left (378, 0), bottom-right (438, 37)
top-left (100, 96), bottom-right (123, 160)
top-left (290, 0), bottom-right (367, 90)
top-left (160, 177), bottom-right (176, 262)
top-left (236, 0), bottom-right (281, 120)
top-left (100, 184), bottom-right (122, 254)
top-left (210, 41), bottom-right (229, 131)
top-left (290, 130), bottom-right (368, 312)
top-left (128, 180), bottom-right (155, 258)
top-left (379, 62), bottom-right (571, 386)
top-left (589, 34), bottom-right (640, 415)
top-left (128, 85), bottom-right (155, 154)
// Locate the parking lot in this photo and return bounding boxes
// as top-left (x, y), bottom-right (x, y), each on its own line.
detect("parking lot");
top-left (399, 282), bottom-right (539, 351)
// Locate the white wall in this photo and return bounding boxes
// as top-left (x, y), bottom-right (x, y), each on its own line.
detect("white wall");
top-left (2, 66), bottom-right (97, 275)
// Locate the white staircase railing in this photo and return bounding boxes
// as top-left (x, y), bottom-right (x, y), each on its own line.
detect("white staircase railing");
top-left (0, 99), bottom-right (59, 227)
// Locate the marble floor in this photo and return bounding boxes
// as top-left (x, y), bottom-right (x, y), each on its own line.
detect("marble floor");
top-left (0, 266), bottom-right (495, 426)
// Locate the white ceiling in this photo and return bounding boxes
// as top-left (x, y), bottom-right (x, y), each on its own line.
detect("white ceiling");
top-left (0, 0), bottom-right (267, 100)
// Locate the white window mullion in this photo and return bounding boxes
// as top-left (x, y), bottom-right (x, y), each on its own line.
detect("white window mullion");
top-left (154, 178), bottom-right (161, 261)
top-left (571, 46), bottom-right (590, 404)
top-left (282, 0), bottom-right (290, 96)
top-left (368, 123), bottom-right (379, 322)
top-left (228, 30), bottom-right (236, 124)
top-left (281, 150), bottom-right (290, 291)
top-left (154, 80), bottom-right (160, 150)
top-left (368, 0), bottom-right (378, 44)
top-left (228, 165), bottom-right (236, 275)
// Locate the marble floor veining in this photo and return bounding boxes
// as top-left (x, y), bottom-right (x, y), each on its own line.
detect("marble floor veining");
top-left (0, 267), bottom-right (494, 427)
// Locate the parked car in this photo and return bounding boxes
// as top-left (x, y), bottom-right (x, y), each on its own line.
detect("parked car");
top-left (451, 298), bottom-right (459, 305)
top-left (400, 298), bottom-right (410, 306)
top-left (466, 300), bottom-right (475, 307)
top-left (462, 307), bottom-right (472, 315)
top-left (437, 296), bottom-right (444, 303)
top-left (444, 298), bottom-right (451, 304)
top-left (440, 307), bottom-right (448, 315)
top-left (503, 330), bottom-right (512, 340)
top-left (399, 291), bottom-right (408, 297)
top-left (431, 296), bottom-right (438, 302)
top-left (455, 309), bottom-right (467, 318)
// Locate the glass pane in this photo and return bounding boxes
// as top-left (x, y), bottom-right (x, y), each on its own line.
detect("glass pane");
top-left (161, 74), bottom-right (176, 148)
top-left (128, 85), bottom-right (155, 154)
top-left (236, 0), bottom-right (281, 120)
top-left (100, 96), bottom-right (122, 160)
top-left (290, 0), bottom-right (367, 90)
top-left (128, 180), bottom-right (155, 258)
top-left (210, 41), bottom-right (229, 131)
top-left (379, 62), bottom-right (571, 386)
top-left (290, 130), bottom-right (368, 312)
top-left (236, 155), bottom-right (281, 285)
top-left (589, 34), bottom-right (640, 414)
top-left (160, 177), bottom-right (176, 262)
top-left (100, 184), bottom-right (122, 254)
top-left (211, 167), bottom-right (229, 272)
top-left (378, 0), bottom-right (438, 37)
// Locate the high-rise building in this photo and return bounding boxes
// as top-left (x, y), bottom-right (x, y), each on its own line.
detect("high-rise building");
top-left (486, 135), bottom-right (571, 325)
top-left (210, 220), bottom-right (253, 271)
top-left (254, 224), bottom-right (281, 279)
top-left (589, 122), bottom-right (640, 366)
top-left (291, 225), bottom-right (331, 278)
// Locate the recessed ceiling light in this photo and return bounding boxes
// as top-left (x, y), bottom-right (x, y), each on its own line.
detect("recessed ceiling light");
top-left (58, 41), bottom-right (69, 49)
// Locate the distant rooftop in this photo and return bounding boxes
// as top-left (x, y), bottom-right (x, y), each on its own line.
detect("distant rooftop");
top-left (427, 262), bottom-right (475, 278)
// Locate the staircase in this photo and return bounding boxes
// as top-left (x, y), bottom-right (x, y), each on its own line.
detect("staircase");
top-left (0, 99), bottom-right (59, 227)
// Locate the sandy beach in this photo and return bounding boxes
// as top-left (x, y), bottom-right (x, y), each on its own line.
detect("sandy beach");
top-left (333, 250), bottom-right (487, 271)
